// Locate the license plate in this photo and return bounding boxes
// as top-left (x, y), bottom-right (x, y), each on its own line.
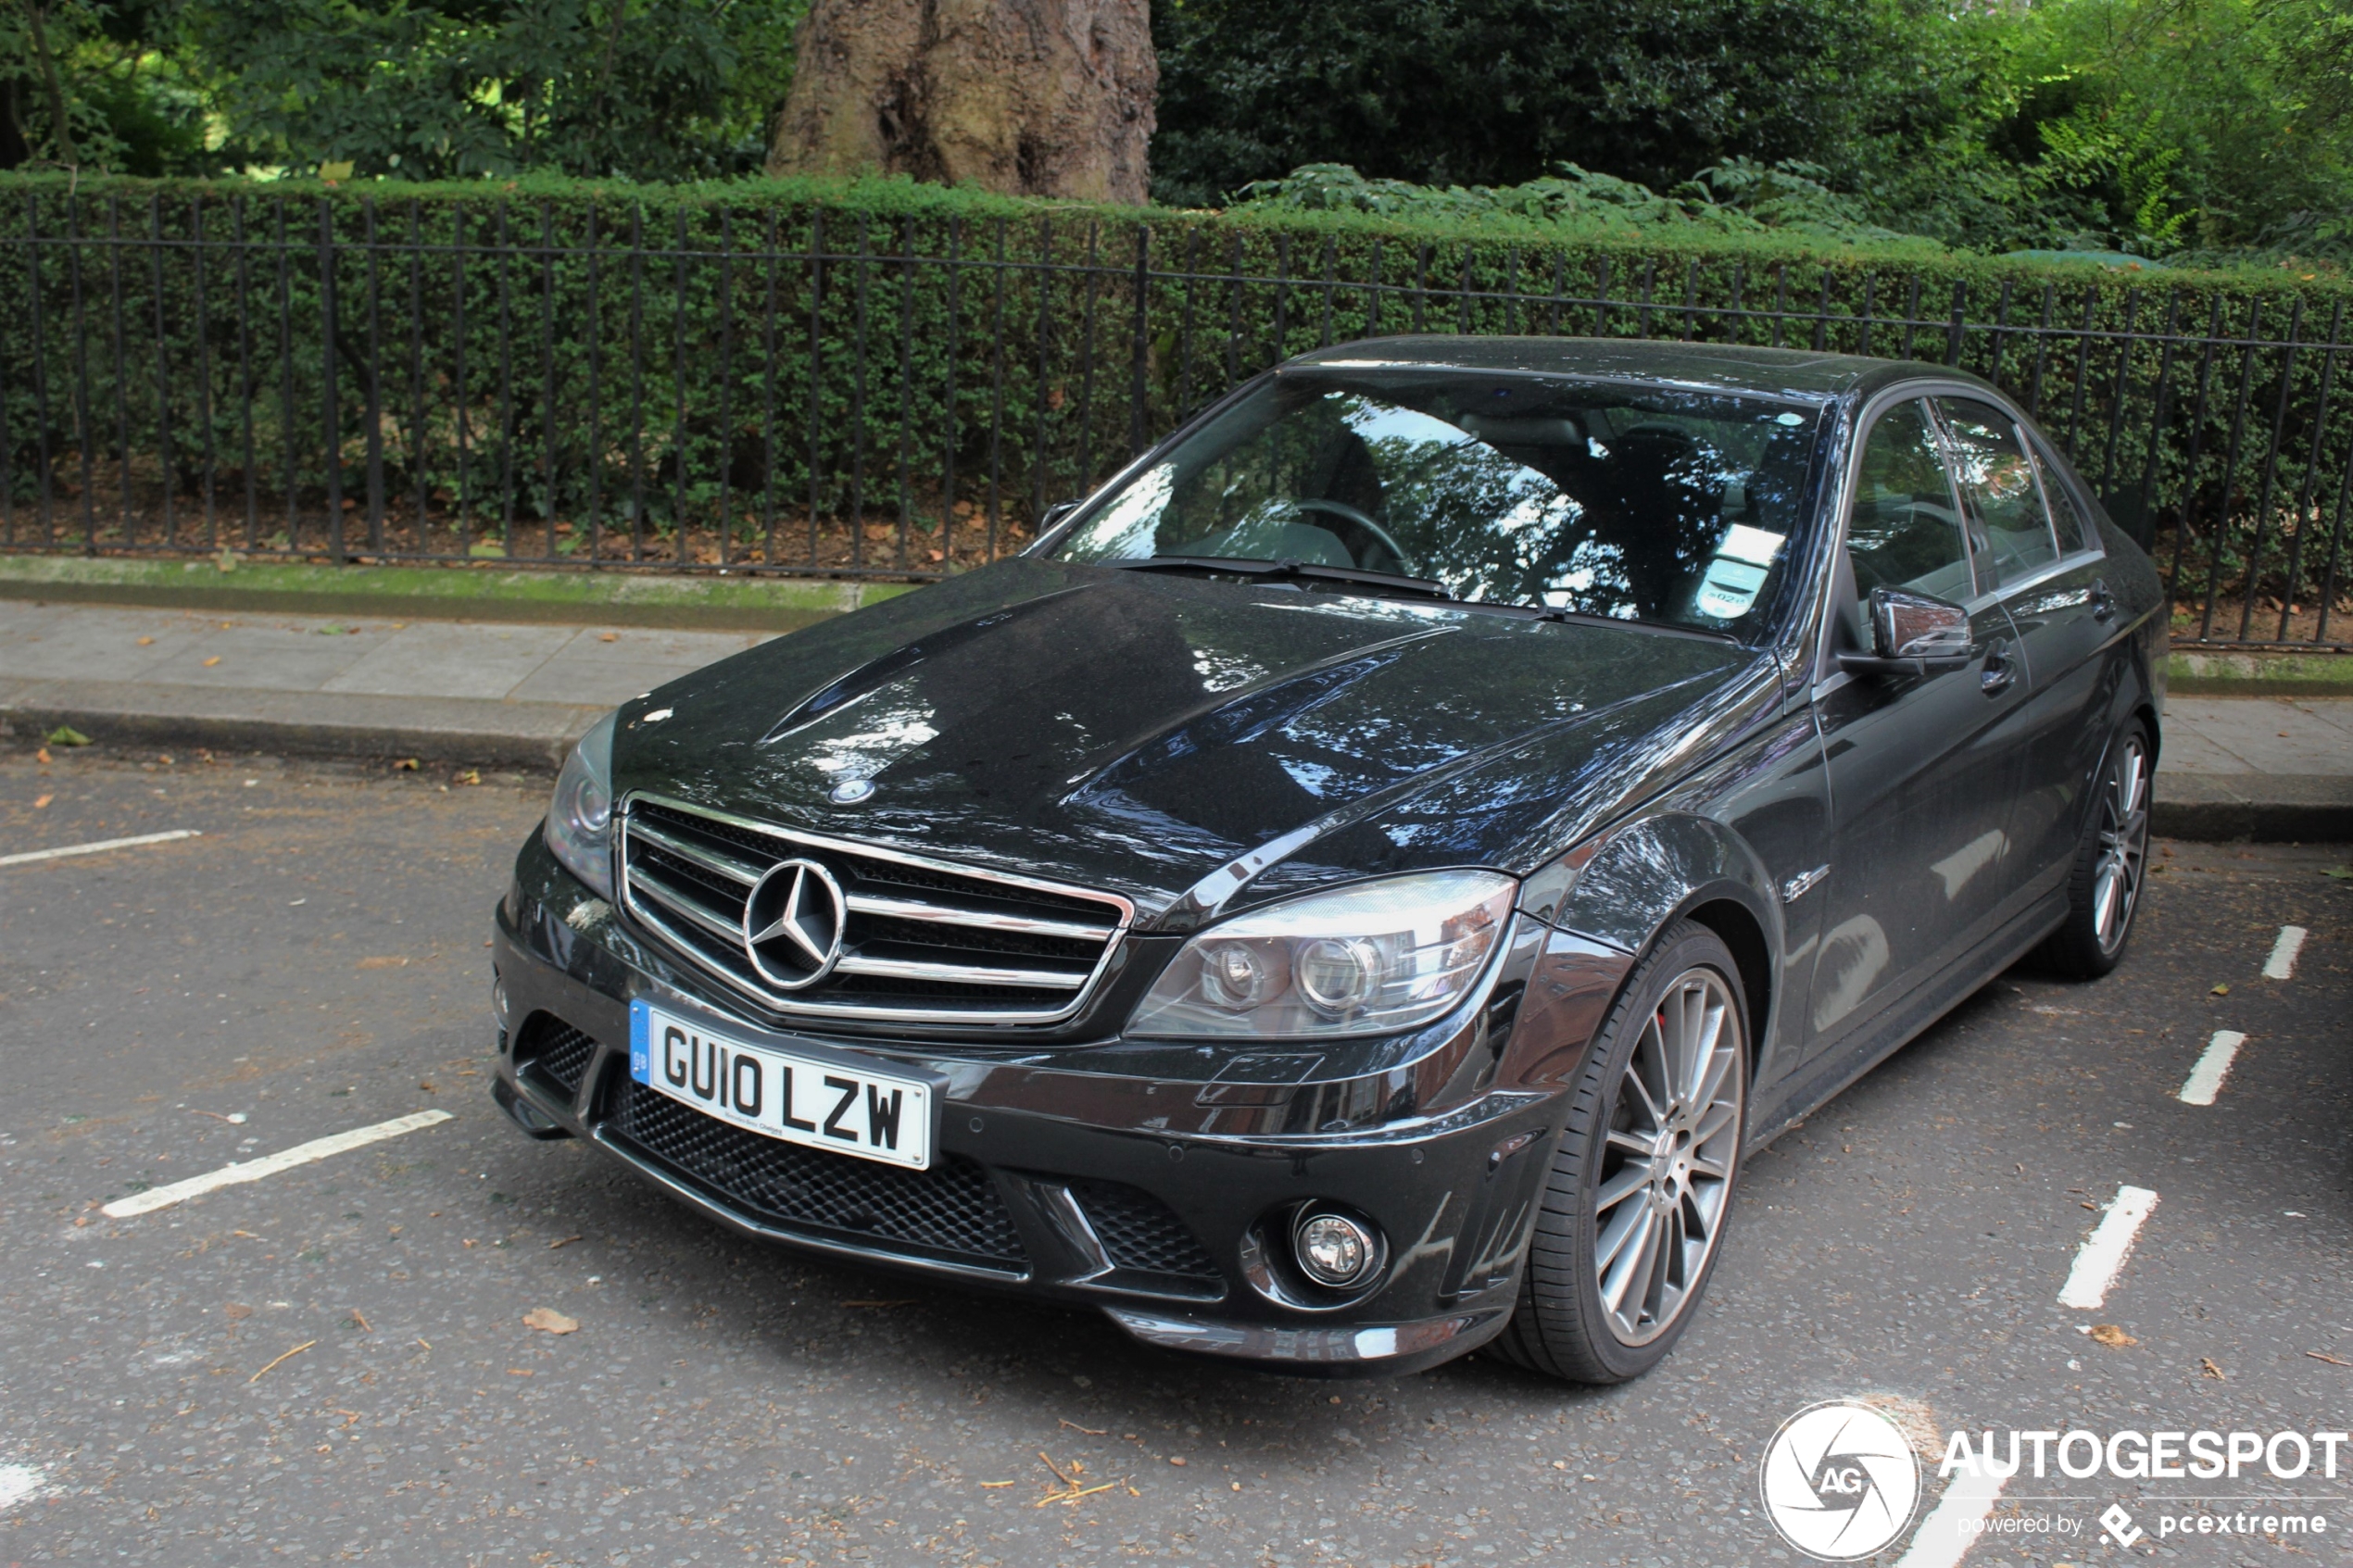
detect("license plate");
top-left (628, 998), bottom-right (936, 1171)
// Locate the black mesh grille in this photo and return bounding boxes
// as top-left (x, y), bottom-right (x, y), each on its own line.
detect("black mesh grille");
top-left (606, 1081), bottom-right (1028, 1271)
top-left (518, 1015), bottom-right (598, 1097)
top-left (1072, 1181), bottom-right (1222, 1282)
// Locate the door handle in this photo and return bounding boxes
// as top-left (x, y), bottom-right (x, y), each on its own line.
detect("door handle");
top-left (2089, 578), bottom-right (2117, 621)
top-left (1980, 636), bottom-right (2016, 695)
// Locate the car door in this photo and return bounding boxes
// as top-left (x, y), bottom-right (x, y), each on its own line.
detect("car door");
top-left (1802, 396), bottom-right (2029, 1062)
top-left (1933, 397), bottom-right (2117, 913)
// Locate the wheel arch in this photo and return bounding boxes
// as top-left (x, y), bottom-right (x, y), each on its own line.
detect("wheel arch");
top-left (1549, 812), bottom-right (1783, 1073)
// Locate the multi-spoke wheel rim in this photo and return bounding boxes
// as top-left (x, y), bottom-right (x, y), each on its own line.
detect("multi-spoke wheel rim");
top-left (1592, 968), bottom-right (1743, 1348)
top-left (2093, 736), bottom-right (2150, 956)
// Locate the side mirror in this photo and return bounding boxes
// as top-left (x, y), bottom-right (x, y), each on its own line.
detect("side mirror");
top-left (1838, 586), bottom-right (1978, 677)
top-left (1038, 500), bottom-right (1082, 533)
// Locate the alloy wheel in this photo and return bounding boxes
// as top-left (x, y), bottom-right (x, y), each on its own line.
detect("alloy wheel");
top-left (1591, 968), bottom-right (1743, 1347)
top-left (2093, 735), bottom-right (2150, 955)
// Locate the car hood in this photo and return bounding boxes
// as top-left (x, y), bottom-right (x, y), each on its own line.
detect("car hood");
top-left (610, 558), bottom-right (1766, 922)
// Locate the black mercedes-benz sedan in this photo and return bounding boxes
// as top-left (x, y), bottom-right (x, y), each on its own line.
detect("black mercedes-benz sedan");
top-left (489, 336), bottom-right (2164, 1383)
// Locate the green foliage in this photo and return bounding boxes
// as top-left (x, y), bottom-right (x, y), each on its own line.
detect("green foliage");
top-left (1234, 159), bottom-right (1934, 251)
top-left (1151, 0), bottom-right (1954, 207)
top-left (0, 0), bottom-right (807, 182)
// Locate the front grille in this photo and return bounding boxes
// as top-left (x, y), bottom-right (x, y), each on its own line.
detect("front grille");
top-left (1072, 1181), bottom-right (1223, 1283)
top-left (606, 1080), bottom-right (1028, 1271)
top-left (618, 796), bottom-right (1131, 1023)
top-left (517, 1015), bottom-right (598, 1096)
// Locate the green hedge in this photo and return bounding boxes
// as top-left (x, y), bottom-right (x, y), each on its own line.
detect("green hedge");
top-left (3, 171), bottom-right (2351, 642)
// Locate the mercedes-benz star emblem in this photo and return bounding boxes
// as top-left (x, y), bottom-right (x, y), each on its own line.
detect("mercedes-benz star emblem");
top-left (741, 858), bottom-right (846, 990)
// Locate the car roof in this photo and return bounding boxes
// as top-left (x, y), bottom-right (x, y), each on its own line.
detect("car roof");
top-left (1285, 335), bottom-right (1995, 408)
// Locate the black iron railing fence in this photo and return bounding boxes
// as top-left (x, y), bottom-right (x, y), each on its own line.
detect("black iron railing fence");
top-left (5, 180), bottom-right (2353, 649)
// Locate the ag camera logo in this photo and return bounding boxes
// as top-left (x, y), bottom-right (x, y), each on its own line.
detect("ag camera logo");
top-left (1760, 1400), bottom-right (1922, 1560)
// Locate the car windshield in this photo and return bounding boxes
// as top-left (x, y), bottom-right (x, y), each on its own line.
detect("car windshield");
top-left (1045, 369), bottom-right (1825, 638)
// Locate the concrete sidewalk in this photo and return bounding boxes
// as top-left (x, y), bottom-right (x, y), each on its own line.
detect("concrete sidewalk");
top-left (1, 597), bottom-right (2347, 838)
top-left (0, 600), bottom-right (774, 770)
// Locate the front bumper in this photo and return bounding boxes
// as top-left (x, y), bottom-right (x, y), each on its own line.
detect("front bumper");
top-left (492, 837), bottom-right (1620, 1376)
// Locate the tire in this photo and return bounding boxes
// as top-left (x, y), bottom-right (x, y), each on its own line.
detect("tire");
top-left (1491, 920), bottom-right (1749, 1384)
top-left (2032, 721), bottom-right (2152, 980)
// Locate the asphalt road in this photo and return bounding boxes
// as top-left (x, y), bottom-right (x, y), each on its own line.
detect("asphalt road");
top-left (1, 744), bottom-right (2347, 1567)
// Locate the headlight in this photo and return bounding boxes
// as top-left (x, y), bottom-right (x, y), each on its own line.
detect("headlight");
top-left (1127, 870), bottom-right (1518, 1039)
top-left (544, 710), bottom-right (617, 900)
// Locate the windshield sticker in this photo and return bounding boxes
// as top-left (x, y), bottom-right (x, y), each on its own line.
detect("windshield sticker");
top-left (1695, 558), bottom-right (1770, 619)
top-left (1716, 524), bottom-right (1786, 568)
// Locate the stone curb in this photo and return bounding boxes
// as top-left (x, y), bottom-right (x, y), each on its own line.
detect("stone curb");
top-left (2152, 772), bottom-right (2353, 843)
top-left (1, 680), bottom-right (602, 771)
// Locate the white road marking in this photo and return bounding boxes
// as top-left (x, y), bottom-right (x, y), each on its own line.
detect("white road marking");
top-left (2057, 1185), bottom-right (2159, 1310)
top-left (0, 1463), bottom-right (46, 1512)
top-left (2179, 1030), bottom-right (2247, 1107)
top-left (101, 1110), bottom-right (454, 1219)
top-left (1892, 1467), bottom-right (2008, 1568)
top-left (2262, 924), bottom-right (2308, 980)
top-left (0, 828), bottom-right (200, 868)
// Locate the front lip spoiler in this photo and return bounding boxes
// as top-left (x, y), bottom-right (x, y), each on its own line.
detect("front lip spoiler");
top-left (1102, 1304), bottom-right (1512, 1377)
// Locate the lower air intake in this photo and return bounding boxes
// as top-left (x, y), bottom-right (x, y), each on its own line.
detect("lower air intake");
top-left (605, 1081), bottom-right (1028, 1272)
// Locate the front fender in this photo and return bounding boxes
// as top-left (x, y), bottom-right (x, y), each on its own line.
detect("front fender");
top-left (1547, 812), bottom-right (1784, 1060)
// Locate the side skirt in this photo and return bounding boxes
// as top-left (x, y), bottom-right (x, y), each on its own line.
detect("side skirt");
top-left (1742, 891), bottom-right (2070, 1153)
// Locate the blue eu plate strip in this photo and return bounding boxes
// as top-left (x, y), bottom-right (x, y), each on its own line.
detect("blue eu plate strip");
top-left (629, 998), bottom-right (651, 1085)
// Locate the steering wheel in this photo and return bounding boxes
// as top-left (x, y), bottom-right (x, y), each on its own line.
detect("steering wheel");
top-left (1291, 497), bottom-right (1412, 573)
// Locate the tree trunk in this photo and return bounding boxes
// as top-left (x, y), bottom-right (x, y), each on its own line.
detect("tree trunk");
top-left (768, 0), bottom-right (1156, 206)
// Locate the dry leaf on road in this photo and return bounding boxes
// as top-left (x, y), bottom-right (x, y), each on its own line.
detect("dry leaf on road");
top-left (2089, 1323), bottom-right (2138, 1348)
top-left (522, 1307), bottom-right (578, 1335)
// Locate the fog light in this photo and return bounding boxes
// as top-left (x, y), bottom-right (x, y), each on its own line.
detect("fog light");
top-left (1294, 1210), bottom-right (1378, 1287)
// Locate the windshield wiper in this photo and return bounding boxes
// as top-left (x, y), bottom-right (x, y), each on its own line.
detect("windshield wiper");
top-left (1522, 605), bottom-right (1742, 643)
top-left (1108, 556), bottom-right (1457, 602)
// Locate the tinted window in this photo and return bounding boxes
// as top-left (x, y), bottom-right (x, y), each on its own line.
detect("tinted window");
top-left (2032, 445), bottom-right (2092, 555)
top-left (1938, 397), bottom-right (2057, 585)
top-left (1847, 400), bottom-right (1971, 602)
top-left (1049, 371), bottom-right (1823, 637)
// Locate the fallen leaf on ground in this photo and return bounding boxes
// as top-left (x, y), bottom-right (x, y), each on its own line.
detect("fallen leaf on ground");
top-left (45, 727), bottom-right (90, 747)
top-left (598, 632), bottom-right (619, 642)
top-left (35, 747), bottom-right (50, 763)
top-left (349, 1310), bottom-right (371, 1333)
top-left (547, 1236), bottom-right (583, 1250)
top-left (522, 1307), bottom-right (578, 1335)
top-left (223, 1303), bottom-right (253, 1320)
top-left (356, 956), bottom-right (409, 970)
top-left (508, 1368), bottom-right (534, 1376)
top-left (136, 635), bottom-right (155, 646)
top-left (392, 758), bottom-right (419, 771)
top-left (454, 770), bottom-right (481, 785)
top-left (2326, 866), bottom-right (2353, 881)
top-left (2089, 1324), bottom-right (2138, 1348)
top-left (33, 795), bottom-right (51, 809)
top-left (2201, 1358), bottom-right (2225, 1379)
top-left (2209, 983), bottom-right (2230, 996)
top-left (201, 656), bottom-right (222, 667)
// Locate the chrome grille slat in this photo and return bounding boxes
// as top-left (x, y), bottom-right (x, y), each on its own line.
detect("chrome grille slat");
top-left (834, 955), bottom-right (1091, 989)
top-left (630, 820), bottom-right (764, 885)
top-left (842, 892), bottom-right (1112, 943)
top-left (617, 795), bottom-right (1133, 1025)
top-left (624, 865), bottom-right (749, 946)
